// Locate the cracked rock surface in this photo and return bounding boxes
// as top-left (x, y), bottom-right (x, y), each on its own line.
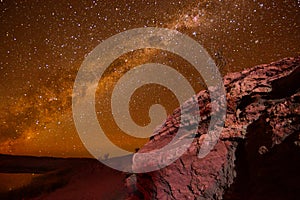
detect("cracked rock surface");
top-left (127, 56), bottom-right (300, 200)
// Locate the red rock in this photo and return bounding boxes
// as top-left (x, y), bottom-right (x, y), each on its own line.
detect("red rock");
top-left (128, 56), bottom-right (300, 200)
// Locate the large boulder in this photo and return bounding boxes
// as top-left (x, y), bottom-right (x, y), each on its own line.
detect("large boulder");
top-left (128, 56), bottom-right (300, 200)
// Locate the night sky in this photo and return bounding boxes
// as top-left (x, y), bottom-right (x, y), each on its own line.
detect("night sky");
top-left (0, 0), bottom-right (299, 158)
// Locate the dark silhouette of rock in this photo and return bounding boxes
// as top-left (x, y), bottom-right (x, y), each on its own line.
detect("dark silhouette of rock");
top-left (129, 56), bottom-right (300, 200)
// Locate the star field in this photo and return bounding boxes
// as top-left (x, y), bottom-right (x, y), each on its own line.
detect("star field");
top-left (0, 0), bottom-right (299, 157)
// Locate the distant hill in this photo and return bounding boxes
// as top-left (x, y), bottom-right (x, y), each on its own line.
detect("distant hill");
top-left (0, 154), bottom-right (128, 200)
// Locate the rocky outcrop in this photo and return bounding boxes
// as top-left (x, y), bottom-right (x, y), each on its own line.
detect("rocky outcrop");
top-left (129, 56), bottom-right (300, 200)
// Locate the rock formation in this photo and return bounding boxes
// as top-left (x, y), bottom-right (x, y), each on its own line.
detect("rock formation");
top-left (128, 56), bottom-right (300, 200)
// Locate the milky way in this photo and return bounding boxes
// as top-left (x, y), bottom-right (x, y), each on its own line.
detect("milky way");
top-left (0, 0), bottom-right (299, 157)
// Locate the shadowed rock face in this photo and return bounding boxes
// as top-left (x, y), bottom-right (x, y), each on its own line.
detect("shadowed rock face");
top-left (129, 56), bottom-right (300, 200)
